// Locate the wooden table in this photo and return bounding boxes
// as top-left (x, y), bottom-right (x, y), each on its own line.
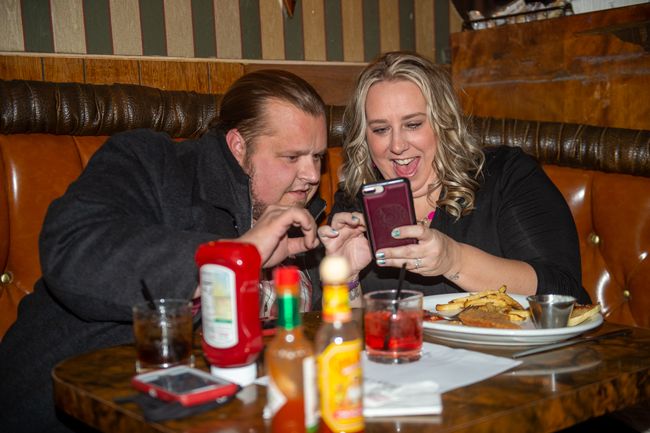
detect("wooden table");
top-left (52, 312), bottom-right (650, 433)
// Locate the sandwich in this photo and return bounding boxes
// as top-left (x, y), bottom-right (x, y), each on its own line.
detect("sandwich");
top-left (567, 303), bottom-right (601, 326)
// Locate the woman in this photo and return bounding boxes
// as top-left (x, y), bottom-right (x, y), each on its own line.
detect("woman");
top-left (318, 51), bottom-right (590, 306)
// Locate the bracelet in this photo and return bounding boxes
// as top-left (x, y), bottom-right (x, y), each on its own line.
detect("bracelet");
top-left (348, 276), bottom-right (361, 290)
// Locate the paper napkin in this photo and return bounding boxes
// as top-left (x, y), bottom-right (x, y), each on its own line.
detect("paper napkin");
top-left (361, 342), bottom-right (522, 416)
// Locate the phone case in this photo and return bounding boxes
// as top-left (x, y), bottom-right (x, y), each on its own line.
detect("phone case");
top-left (131, 366), bottom-right (239, 406)
top-left (361, 178), bottom-right (417, 253)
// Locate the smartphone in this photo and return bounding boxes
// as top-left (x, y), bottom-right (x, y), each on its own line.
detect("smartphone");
top-left (131, 365), bottom-right (240, 406)
top-left (361, 177), bottom-right (417, 253)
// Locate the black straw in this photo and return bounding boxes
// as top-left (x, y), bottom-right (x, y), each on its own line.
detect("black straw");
top-left (140, 279), bottom-right (156, 310)
top-left (384, 263), bottom-right (407, 351)
top-left (394, 263), bottom-right (407, 310)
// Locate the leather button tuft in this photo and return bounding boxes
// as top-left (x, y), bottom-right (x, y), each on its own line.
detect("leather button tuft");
top-left (1, 272), bottom-right (12, 284)
top-left (588, 232), bottom-right (600, 245)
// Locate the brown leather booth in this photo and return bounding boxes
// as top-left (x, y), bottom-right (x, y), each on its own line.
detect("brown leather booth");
top-left (1, 79), bottom-right (649, 339)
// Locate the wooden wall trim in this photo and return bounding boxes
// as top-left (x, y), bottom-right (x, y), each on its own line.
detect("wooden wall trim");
top-left (0, 54), bottom-right (362, 106)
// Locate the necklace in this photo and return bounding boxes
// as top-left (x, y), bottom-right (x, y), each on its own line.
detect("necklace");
top-left (420, 210), bottom-right (436, 226)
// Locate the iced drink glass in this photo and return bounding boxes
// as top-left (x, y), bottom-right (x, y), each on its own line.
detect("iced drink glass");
top-left (363, 290), bottom-right (423, 364)
top-left (132, 299), bottom-right (194, 372)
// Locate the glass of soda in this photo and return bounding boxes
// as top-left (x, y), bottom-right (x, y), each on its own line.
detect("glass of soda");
top-left (132, 299), bottom-right (194, 373)
top-left (363, 290), bottom-right (423, 364)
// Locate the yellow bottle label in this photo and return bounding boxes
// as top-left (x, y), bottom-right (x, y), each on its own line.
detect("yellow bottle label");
top-left (318, 339), bottom-right (364, 432)
top-left (323, 284), bottom-right (351, 322)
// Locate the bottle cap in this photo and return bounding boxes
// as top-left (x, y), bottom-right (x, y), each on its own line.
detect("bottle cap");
top-left (210, 363), bottom-right (258, 387)
top-left (320, 256), bottom-right (350, 284)
top-left (274, 266), bottom-right (300, 286)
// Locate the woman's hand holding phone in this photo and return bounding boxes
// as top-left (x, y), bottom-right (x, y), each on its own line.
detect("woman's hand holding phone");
top-left (376, 222), bottom-right (460, 276)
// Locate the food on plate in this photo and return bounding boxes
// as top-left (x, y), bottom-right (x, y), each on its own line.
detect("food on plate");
top-left (429, 286), bottom-right (531, 328)
top-left (567, 303), bottom-right (601, 327)
top-left (435, 286), bottom-right (524, 311)
top-left (458, 305), bottom-right (521, 329)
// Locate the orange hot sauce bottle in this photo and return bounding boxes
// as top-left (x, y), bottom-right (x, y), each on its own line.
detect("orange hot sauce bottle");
top-left (315, 256), bottom-right (364, 433)
top-left (266, 266), bottom-right (318, 433)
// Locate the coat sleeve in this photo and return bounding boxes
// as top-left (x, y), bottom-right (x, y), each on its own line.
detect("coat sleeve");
top-left (39, 131), bottom-right (218, 322)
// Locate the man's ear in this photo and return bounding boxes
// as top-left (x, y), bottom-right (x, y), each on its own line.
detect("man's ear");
top-left (225, 129), bottom-right (247, 166)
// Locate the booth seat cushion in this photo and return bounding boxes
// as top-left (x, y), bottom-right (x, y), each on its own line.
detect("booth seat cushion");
top-left (544, 165), bottom-right (650, 327)
top-left (0, 134), bottom-right (107, 335)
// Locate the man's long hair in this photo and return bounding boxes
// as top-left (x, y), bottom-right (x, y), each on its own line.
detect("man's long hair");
top-left (212, 70), bottom-right (326, 152)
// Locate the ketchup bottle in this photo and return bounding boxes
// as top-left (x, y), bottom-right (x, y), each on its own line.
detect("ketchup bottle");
top-left (195, 241), bottom-right (263, 386)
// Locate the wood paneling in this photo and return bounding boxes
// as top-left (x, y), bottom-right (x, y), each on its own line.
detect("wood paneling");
top-left (451, 4), bottom-right (650, 130)
top-left (139, 60), bottom-right (210, 92)
top-left (84, 58), bottom-right (140, 85)
top-left (243, 63), bottom-right (365, 107)
top-left (0, 56), bottom-right (42, 81)
top-left (43, 57), bottom-right (84, 83)
top-left (0, 54), bottom-right (363, 104)
top-left (208, 62), bottom-right (245, 94)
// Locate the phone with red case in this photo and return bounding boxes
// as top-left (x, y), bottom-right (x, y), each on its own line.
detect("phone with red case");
top-left (131, 365), bottom-right (239, 407)
top-left (361, 177), bottom-right (417, 254)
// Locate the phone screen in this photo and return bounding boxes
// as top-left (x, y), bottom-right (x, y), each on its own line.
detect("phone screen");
top-left (132, 366), bottom-right (240, 406)
top-left (361, 178), bottom-right (417, 253)
top-left (147, 371), bottom-right (224, 394)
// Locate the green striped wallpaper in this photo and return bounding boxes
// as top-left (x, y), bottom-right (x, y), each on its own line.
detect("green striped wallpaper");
top-left (0, 0), bottom-right (461, 63)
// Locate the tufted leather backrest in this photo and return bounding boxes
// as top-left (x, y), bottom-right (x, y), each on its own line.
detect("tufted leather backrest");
top-left (1, 80), bottom-right (649, 339)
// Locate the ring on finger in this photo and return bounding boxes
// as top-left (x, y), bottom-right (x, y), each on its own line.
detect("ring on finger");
top-left (415, 257), bottom-right (422, 269)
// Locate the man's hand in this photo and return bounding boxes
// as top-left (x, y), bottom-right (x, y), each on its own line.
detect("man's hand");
top-left (237, 205), bottom-right (320, 268)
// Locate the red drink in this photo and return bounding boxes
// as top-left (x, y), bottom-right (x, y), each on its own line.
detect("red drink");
top-left (363, 290), bottom-right (424, 364)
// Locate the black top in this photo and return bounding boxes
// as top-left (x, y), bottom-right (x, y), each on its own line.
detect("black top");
top-left (331, 146), bottom-right (591, 304)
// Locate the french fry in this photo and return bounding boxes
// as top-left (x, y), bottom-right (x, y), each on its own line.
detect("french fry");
top-left (507, 309), bottom-right (530, 321)
top-left (434, 286), bottom-right (530, 328)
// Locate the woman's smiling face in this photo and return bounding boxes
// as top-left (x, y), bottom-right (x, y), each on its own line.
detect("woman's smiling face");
top-left (364, 79), bottom-right (439, 199)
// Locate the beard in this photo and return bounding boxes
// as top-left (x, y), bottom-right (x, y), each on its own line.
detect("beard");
top-left (245, 159), bottom-right (267, 221)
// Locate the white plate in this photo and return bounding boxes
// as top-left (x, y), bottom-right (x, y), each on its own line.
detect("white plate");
top-left (423, 293), bottom-right (603, 346)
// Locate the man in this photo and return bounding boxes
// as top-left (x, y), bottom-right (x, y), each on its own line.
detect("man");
top-left (0, 70), bottom-right (328, 432)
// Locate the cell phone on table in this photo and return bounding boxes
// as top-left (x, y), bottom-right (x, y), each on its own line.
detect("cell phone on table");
top-left (361, 177), bottom-right (417, 254)
top-left (131, 365), bottom-right (240, 407)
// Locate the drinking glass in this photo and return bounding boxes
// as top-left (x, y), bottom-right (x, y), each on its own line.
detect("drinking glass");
top-left (363, 290), bottom-right (423, 364)
top-left (132, 299), bottom-right (194, 372)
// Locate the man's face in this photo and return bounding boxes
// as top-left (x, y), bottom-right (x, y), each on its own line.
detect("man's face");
top-left (237, 100), bottom-right (327, 219)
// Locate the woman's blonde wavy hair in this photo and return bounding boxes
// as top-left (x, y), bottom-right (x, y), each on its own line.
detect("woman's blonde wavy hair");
top-left (341, 51), bottom-right (485, 220)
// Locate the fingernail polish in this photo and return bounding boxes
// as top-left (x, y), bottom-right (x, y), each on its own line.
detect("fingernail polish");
top-left (351, 215), bottom-right (359, 222)
top-left (331, 228), bottom-right (339, 235)
top-left (376, 259), bottom-right (386, 265)
top-left (391, 229), bottom-right (400, 238)
top-left (375, 252), bottom-right (385, 259)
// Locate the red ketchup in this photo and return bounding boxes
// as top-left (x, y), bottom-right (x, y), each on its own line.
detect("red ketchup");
top-left (195, 241), bottom-right (263, 386)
